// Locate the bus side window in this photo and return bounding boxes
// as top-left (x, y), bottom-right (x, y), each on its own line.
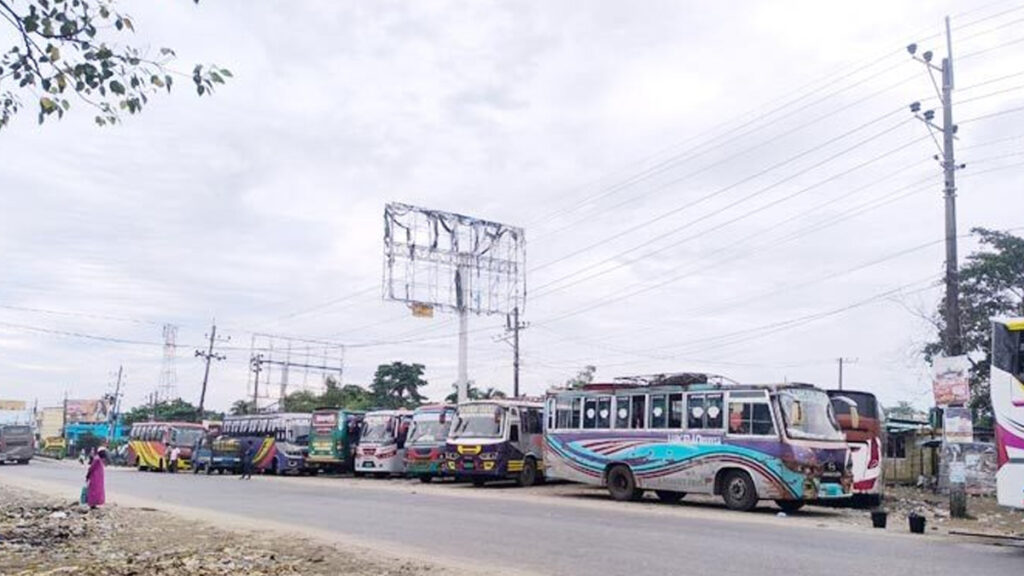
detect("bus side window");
top-left (631, 396), bottom-right (646, 429)
top-left (555, 398), bottom-right (576, 429)
top-left (650, 395), bottom-right (667, 429)
top-left (669, 393), bottom-right (684, 428)
top-left (571, 398), bottom-right (582, 429)
top-left (596, 397), bottom-right (611, 428)
top-left (528, 409), bottom-right (543, 434)
top-left (583, 398), bottom-right (598, 429)
top-left (688, 395), bottom-right (705, 429)
top-left (615, 396), bottom-right (630, 428)
top-left (706, 394), bottom-right (724, 429)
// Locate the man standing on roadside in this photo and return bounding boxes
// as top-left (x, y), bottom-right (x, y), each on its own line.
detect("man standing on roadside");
top-left (168, 444), bottom-right (181, 474)
top-left (240, 440), bottom-right (255, 480)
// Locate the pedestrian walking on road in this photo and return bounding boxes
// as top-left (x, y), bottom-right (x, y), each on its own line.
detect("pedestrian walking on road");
top-left (169, 445), bottom-right (181, 474)
top-left (240, 440), bottom-right (255, 480)
top-left (85, 446), bottom-right (106, 509)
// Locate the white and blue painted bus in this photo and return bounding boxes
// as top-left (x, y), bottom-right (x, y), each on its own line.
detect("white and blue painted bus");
top-left (992, 317), bottom-right (1024, 509)
top-left (544, 373), bottom-right (852, 512)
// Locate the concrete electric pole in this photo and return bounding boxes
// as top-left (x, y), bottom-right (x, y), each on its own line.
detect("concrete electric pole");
top-left (909, 15), bottom-right (967, 519)
top-left (836, 357), bottom-right (857, 391)
top-left (194, 320), bottom-right (227, 419)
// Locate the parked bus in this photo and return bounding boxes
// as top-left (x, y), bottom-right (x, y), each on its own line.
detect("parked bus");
top-left (544, 374), bottom-right (851, 512)
top-left (127, 421), bottom-right (205, 471)
top-left (190, 430), bottom-right (242, 475)
top-left (0, 424), bottom-right (34, 464)
top-left (306, 408), bottom-right (365, 474)
top-left (355, 409), bottom-right (413, 476)
top-left (221, 413), bottom-right (312, 475)
top-left (39, 436), bottom-right (67, 460)
top-left (992, 317), bottom-right (1024, 509)
top-left (828, 389), bottom-right (885, 507)
top-left (444, 399), bottom-right (545, 487)
top-left (405, 404), bottom-right (456, 483)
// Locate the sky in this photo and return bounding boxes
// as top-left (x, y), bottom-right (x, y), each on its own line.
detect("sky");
top-left (1, 0), bottom-right (1022, 414)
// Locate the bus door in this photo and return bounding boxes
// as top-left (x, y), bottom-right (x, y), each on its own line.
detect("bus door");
top-left (992, 319), bottom-right (1024, 508)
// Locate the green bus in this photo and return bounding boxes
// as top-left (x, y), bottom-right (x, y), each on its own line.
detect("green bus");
top-left (306, 408), bottom-right (365, 474)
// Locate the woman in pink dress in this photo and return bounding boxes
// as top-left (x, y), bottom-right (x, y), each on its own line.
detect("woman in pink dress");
top-left (85, 446), bottom-right (106, 508)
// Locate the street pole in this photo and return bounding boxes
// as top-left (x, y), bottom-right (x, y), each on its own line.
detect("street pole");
top-left (109, 365), bottom-right (123, 445)
top-left (513, 306), bottom-right (521, 398)
top-left (195, 321), bottom-right (227, 419)
top-left (838, 358), bottom-right (843, 391)
top-left (251, 354), bottom-right (263, 414)
top-left (456, 266), bottom-right (469, 404)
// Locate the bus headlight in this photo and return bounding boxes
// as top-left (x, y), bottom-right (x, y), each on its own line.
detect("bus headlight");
top-left (479, 452), bottom-right (498, 461)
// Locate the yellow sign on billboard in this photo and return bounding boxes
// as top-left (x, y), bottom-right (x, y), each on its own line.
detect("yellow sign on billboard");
top-left (411, 303), bottom-right (434, 318)
top-left (0, 400), bottom-right (26, 411)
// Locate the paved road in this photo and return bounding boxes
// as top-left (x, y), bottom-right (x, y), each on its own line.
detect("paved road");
top-left (2, 460), bottom-right (1020, 575)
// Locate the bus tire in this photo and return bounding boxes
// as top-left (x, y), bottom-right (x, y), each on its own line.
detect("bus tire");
top-left (775, 500), bottom-right (805, 513)
top-left (721, 470), bottom-right (758, 511)
top-left (655, 490), bottom-right (685, 504)
top-left (419, 475), bottom-right (433, 484)
top-left (606, 465), bottom-right (643, 502)
top-left (471, 478), bottom-right (487, 487)
top-left (517, 458), bottom-right (539, 487)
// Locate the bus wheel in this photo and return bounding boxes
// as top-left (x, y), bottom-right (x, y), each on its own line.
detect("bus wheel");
top-left (606, 465), bottom-right (643, 502)
top-left (472, 478), bottom-right (487, 487)
top-left (655, 490), bottom-right (685, 504)
top-left (775, 500), bottom-right (805, 513)
top-left (419, 475), bottom-right (433, 484)
top-left (721, 470), bottom-right (758, 511)
top-left (517, 458), bottom-right (539, 487)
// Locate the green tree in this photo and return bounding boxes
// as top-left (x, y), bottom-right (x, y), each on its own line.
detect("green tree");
top-left (122, 398), bottom-right (213, 425)
top-left (565, 365), bottom-right (596, 389)
top-left (371, 362), bottom-right (428, 409)
top-left (924, 228), bottom-right (1024, 424)
top-left (281, 389), bottom-right (319, 413)
top-left (444, 382), bottom-right (508, 404)
top-left (884, 401), bottom-right (920, 420)
top-left (229, 399), bottom-right (253, 416)
top-left (0, 0), bottom-right (230, 130)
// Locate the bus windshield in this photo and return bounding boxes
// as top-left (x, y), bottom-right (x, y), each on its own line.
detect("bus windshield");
top-left (172, 427), bottom-right (204, 446)
top-left (779, 389), bottom-right (844, 441)
top-left (361, 416), bottom-right (394, 443)
top-left (451, 406), bottom-right (504, 440)
top-left (408, 418), bottom-right (447, 444)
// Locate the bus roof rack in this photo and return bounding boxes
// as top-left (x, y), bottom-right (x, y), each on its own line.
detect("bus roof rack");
top-left (611, 372), bottom-right (739, 387)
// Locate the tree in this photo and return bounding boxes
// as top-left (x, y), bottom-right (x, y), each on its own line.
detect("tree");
top-left (121, 397), bottom-right (216, 425)
top-left (279, 377), bottom-right (376, 413)
top-left (0, 0), bottom-right (230, 130)
top-left (281, 389), bottom-right (319, 413)
top-left (229, 399), bottom-right (253, 416)
top-left (444, 382), bottom-right (508, 404)
top-left (565, 365), bottom-right (596, 389)
top-left (924, 228), bottom-right (1024, 424)
top-left (370, 362), bottom-right (428, 409)
top-left (884, 401), bottom-right (920, 421)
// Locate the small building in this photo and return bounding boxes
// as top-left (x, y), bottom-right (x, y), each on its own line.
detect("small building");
top-left (884, 418), bottom-right (939, 485)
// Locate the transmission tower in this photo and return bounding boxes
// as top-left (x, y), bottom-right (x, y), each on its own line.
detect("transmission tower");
top-left (157, 323), bottom-right (179, 401)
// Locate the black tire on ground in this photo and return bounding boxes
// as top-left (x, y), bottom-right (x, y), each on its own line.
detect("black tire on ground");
top-left (353, 471), bottom-right (365, 478)
top-left (418, 475), bottom-right (433, 484)
top-left (721, 470), bottom-right (758, 512)
top-left (17, 459), bottom-right (30, 465)
top-left (472, 478), bottom-right (487, 487)
top-left (775, 500), bottom-right (805, 513)
top-left (655, 490), bottom-right (685, 504)
top-left (606, 465), bottom-right (643, 502)
top-left (517, 458), bottom-right (539, 487)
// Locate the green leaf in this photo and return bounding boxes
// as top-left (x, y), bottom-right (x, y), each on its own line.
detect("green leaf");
top-left (40, 96), bottom-right (57, 113)
top-left (47, 45), bottom-right (60, 63)
top-left (109, 81), bottom-right (125, 95)
top-left (210, 71), bottom-right (223, 84)
top-left (220, 69), bottom-right (233, 78)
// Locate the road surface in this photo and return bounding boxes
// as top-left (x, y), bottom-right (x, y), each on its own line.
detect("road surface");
top-left (2, 459), bottom-right (1020, 575)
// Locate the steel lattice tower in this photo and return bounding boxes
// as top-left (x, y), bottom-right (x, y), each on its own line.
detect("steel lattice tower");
top-left (157, 324), bottom-right (178, 401)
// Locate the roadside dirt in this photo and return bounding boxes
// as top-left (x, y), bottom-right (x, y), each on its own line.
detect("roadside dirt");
top-left (0, 483), bottom-right (467, 576)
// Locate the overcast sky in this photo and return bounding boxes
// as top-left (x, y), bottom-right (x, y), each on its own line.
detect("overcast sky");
top-left (1, 0), bottom-right (1022, 413)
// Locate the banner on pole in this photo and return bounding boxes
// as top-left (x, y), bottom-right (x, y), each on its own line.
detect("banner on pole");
top-left (943, 406), bottom-right (974, 444)
top-left (931, 355), bottom-right (971, 406)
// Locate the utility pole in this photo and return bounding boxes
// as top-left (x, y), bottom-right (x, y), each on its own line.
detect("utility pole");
top-left (194, 320), bottom-right (227, 419)
top-left (836, 358), bottom-right (857, 390)
top-left (505, 307), bottom-right (528, 398)
top-left (251, 353), bottom-right (264, 414)
top-left (909, 15), bottom-right (967, 519)
top-left (109, 365), bottom-right (123, 444)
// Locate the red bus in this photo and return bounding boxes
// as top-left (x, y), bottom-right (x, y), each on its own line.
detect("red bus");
top-left (828, 390), bottom-right (884, 507)
top-left (127, 421), bottom-right (205, 472)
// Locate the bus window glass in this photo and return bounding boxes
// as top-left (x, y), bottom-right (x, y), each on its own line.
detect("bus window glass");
top-left (615, 396), bottom-right (630, 428)
top-left (992, 323), bottom-right (1015, 374)
top-left (555, 398), bottom-right (576, 429)
top-left (596, 397), bottom-right (611, 428)
top-left (728, 402), bottom-right (775, 436)
top-left (583, 398), bottom-right (598, 429)
top-left (669, 393), bottom-right (683, 428)
top-left (650, 395), bottom-right (667, 428)
top-left (571, 398), bottom-right (582, 429)
top-left (528, 409), bottom-right (544, 434)
top-left (706, 394), bottom-right (723, 429)
top-left (630, 396), bottom-right (646, 428)
top-left (688, 395), bottom-right (705, 429)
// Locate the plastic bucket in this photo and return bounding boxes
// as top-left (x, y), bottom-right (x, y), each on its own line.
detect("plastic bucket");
top-left (908, 514), bottom-right (926, 534)
top-left (870, 510), bottom-right (887, 529)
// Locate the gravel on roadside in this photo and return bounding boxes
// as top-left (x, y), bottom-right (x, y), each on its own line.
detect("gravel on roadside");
top-left (0, 483), bottom-right (456, 576)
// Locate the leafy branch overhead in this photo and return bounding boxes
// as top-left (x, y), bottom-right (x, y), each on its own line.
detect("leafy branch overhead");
top-left (0, 0), bottom-right (230, 130)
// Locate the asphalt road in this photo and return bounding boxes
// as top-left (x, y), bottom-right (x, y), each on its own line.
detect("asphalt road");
top-left (2, 460), bottom-right (1020, 575)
